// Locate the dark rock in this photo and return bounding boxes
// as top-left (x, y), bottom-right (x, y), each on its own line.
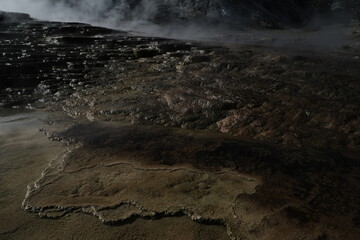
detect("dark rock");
top-left (0, 11), bottom-right (31, 23)
top-left (187, 55), bottom-right (211, 63)
top-left (159, 43), bottom-right (192, 53)
top-left (134, 48), bottom-right (160, 58)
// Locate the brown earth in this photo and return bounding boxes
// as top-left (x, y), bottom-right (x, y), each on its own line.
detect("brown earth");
top-left (0, 17), bottom-right (360, 240)
top-left (21, 121), bottom-right (360, 240)
top-left (0, 113), bottom-right (229, 240)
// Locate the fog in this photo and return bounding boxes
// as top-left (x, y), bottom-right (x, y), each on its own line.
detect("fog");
top-left (0, 0), bottom-right (240, 40)
top-left (0, 0), bottom-right (354, 51)
top-left (0, 0), bottom-right (114, 22)
top-left (0, 0), bottom-right (200, 37)
top-left (0, 0), bottom-right (183, 26)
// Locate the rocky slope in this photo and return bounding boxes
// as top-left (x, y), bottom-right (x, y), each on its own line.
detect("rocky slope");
top-left (0, 11), bottom-right (360, 240)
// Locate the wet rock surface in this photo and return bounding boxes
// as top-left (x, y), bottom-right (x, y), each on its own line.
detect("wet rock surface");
top-left (23, 122), bottom-right (360, 239)
top-left (0, 113), bottom-right (229, 240)
top-left (0, 14), bottom-right (360, 240)
top-left (0, 18), bottom-right (134, 108)
top-left (42, 30), bottom-right (360, 151)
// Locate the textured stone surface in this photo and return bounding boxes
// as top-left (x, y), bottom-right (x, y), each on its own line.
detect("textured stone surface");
top-left (0, 113), bottom-right (229, 240)
top-left (0, 14), bottom-right (359, 240)
top-left (22, 122), bottom-right (360, 240)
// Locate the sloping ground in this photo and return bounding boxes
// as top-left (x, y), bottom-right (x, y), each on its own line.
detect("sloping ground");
top-left (2, 14), bottom-right (357, 151)
top-left (0, 18), bottom-right (127, 107)
top-left (0, 13), bottom-right (359, 240)
top-left (0, 113), bottom-right (229, 240)
top-left (56, 39), bottom-right (360, 151)
top-left (23, 122), bottom-right (360, 239)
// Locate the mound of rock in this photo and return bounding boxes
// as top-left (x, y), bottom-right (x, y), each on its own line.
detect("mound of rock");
top-left (0, 11), bottom-right (31, 23)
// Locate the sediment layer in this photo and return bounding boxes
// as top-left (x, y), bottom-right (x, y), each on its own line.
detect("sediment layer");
top-left (22, 122), bottom-right (360, 239)
top-left (0, 13), bottom-right (359, 240)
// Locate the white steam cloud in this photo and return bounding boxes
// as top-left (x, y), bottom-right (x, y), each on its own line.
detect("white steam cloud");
top-left (0, 0), bottom-right (353, 51)
top-left (0, 0), bottom-right (188, 36)
top-left (0, 0), bottom-right (233, 40)
top-left (0, 0), bottom-right (114, 22)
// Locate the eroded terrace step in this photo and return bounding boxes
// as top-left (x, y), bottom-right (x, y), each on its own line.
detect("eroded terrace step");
top-left (0, 18), bottom-right (200, 108)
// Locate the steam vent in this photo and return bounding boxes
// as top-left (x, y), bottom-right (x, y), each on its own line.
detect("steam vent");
top-left (0, 1), bottom-right (360, 240)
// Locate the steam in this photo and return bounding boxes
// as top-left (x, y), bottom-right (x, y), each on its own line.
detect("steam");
top-left (0, 0), bottom-right (186, 35)
top-left (0, 0), bottom-right (114, 23)
top-left (0, 0), bottom-right (237, 39)
top-left (0, 0), bottom-right (182, 26)
top-left (0, 0), bottom-right (355, 51)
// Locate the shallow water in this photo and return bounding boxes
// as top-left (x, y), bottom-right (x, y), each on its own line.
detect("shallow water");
top-left (0, 112), bottom-right (63, 236)
top-left (0, 112), bottom-right (229, 239)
